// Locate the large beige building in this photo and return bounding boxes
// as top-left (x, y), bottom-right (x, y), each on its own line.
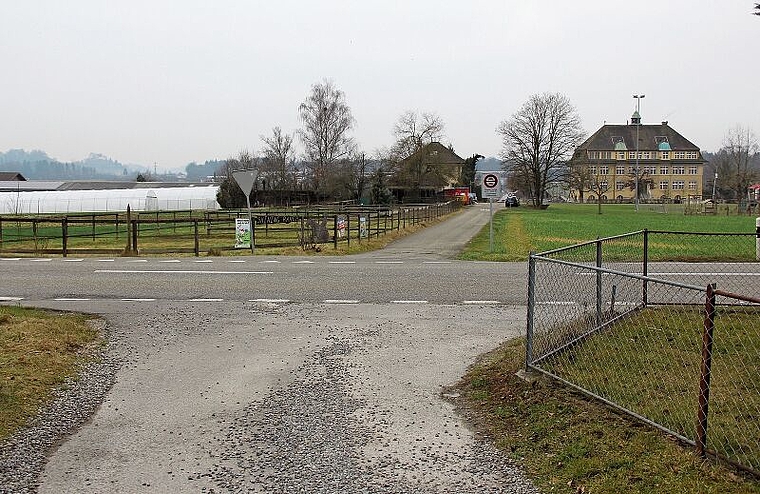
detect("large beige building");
top-left (571, 112), bottom-right (706, 203)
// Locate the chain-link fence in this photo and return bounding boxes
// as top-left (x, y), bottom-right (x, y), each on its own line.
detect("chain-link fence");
top-left (527, 231), bottom-right (760, 475)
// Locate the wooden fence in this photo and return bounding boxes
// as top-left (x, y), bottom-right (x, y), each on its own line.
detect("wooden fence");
top-left (0, 203), bottom-right (460, 256)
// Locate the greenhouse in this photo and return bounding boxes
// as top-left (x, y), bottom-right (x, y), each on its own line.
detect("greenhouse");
top-left (0, 185), bottom-right (220, 214)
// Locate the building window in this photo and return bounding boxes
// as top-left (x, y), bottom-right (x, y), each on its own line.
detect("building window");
top-left (616, 181), bottom-right (625, 190)
top-left (642, 151), bottom-right (651, 159)
top-left (589, 166), bottom-right (596, 175)
top-left (660, 181), bottom-right (669, 190)
top-left (617, 152), bottom-right (626, 160)
top-left (600, 166), bottom-right (609, 175)
top-left (588, 151), bottom-right (599, 159)
top-left (616, 165), bottom-right (625, 174)
top-left (672, 181), bottom-right (684, 190)
top-left (674, 151), bottom-right (685, 159)
top-left (673, 166), bottom-right (685, 175)
top-left (661, 151), bottom-right (670, 160)
top-left (628, 151), bottom-right (636, 159)
top-left (600, 181), bottom-right (608, 189)
top-left (602, 151), bottom-right (611, 159)
top-left (689, 166), bottom-right (698, 175)
top-left (660, 166), bottom-right (669, 175)
top-left (688, 181), bottom-right (697, 190)
top-left (686, 151), bottom-right (698, 159)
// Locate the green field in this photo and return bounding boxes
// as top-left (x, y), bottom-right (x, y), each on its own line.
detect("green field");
top-left (460, 204), bottom-right (758, 261)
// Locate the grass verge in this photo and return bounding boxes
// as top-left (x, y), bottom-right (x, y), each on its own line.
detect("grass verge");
top-left (0, 306), bottom-right (102, 440)
top-left (453, 338), bottom-right (760, 493)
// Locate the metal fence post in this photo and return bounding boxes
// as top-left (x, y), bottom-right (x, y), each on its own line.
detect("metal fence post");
top-left (696, 283), bottom-right (717, 458)
top-left (596, 238), bottom-right (603, 327)
top-left (526, 253), bottom-right (536, 370)
top-left (643, 229), bottom-right (649, 306)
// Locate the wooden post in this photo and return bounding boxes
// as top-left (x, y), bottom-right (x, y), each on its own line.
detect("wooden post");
top-left (194, 220), bottom-right (199, 257)
top-left (62, 218), bottom-right (68, 257)
top-left (333, 214), bottom-right (338, 249)
top-left (91, 214), bottom-right (96, 240)
top-left (125, 205), bottom-right (132, 253)
top-left (115, 213), bottom-right (120, 240)
top-left (131, 219), bottom-right (138, 254)
top-left (696, 283), bottom-right (716, 458)
top-left (347, 213), bottom-right (351, 249)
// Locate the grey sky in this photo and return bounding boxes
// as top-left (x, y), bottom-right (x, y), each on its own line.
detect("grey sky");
top-left (2, 1), bottom-right (758, 170)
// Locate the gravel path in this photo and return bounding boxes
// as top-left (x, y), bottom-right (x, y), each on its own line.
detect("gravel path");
top-left (0, 302), bottom-right (537, 493)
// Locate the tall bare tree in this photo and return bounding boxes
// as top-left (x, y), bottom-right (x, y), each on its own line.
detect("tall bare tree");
top-left (260, 126), bottom-right (296, 191)
top-left (298, 80), bottom-right (355, 195)
top-left (389, 111), bottom-right (446, 201)
top-left (497, 93), bottom-right (585, 207)
top-left (713, 125), bottom-right (759, 201)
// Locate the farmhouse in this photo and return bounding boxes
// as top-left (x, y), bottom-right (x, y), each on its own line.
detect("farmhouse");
top-left (570, 112), bottom-right (706, 203)
top-left (391, 142), bottom-right (466, 202)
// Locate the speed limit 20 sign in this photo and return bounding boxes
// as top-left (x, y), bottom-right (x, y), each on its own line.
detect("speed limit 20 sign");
top-left (482, 173), bottom-right (499, 198)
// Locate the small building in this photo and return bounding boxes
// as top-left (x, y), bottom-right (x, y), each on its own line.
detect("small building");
top-left (0, 172), bottom-right (27, 181)
top-left (391, 142), bottom-right (466, 202)
top-left (570, 112), bottom-right (706, 203)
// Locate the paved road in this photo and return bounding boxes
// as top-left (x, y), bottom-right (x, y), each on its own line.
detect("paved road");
top-left (1, 203), bottom-right (539, 493)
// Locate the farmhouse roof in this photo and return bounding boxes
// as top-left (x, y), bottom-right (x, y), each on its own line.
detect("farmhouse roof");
top-left (400, 142), bottom-right (465, 166)
top-left (0, 172), bottom-right (26, 181)
top-left (576, 121), bottom-right (702, 152)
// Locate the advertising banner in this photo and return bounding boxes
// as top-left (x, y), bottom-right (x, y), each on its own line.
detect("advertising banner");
top-left (235, 218), bottom-right (251, 249)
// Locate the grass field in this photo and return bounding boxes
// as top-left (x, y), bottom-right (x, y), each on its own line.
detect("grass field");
top-left (0, 306), bottom-right (102, 440)
top-left (456, 338), bottom-right (760, 493)
top-left (459, 203), bottom-right (758, 261)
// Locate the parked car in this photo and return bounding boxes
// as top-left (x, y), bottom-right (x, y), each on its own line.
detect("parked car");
top-left (504, 196), bottom-right (520, 207)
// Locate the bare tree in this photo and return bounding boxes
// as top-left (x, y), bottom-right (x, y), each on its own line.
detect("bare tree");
top-left (389, 111), bottom-right (446, 201)
top-left (260, 126), bottom-right (296, 191)
top-left (298, 80), bottom-right (355, 195)
top-left (754, 3), bottom-right (760, 16)
top-left (713, 125), bottom-right (759, 202)
top-left (565, 159), bottom-right (593, 203)
top-left (497, 93), bottom-right (585, 207)
top-left (215, 150), bottom-right (262, 209)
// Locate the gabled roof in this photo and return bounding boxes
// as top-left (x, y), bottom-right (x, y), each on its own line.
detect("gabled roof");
top-left (0, 172), bottom-right (26, 181)
top-left (401, 142), bottom-right (465, 166)
top-left (577, 122), bottom-right (701, 152)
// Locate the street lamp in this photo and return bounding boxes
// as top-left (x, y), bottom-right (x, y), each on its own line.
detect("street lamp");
top-left (633, 94), bottom-right (645, 211)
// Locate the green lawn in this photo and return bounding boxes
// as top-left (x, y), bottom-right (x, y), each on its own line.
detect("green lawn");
top-left (459, 204), bottom-right (758, 261)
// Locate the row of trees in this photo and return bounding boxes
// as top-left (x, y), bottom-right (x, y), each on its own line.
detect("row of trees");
top-left (216, 80), bottom-right (464, 207)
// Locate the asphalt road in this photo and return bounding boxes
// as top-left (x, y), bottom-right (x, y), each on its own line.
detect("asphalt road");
top-left (1, 203), bottom-right (541, 493)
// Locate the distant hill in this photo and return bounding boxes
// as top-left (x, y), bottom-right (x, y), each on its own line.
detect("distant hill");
top-left (475, 156), bottom-right (503, 171)
top-left (0, 149), bottom-right (145, 180)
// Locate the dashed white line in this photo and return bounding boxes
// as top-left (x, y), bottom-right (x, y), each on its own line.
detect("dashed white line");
top-left (462, 300), bottom-right (500, 305)
top-left (54, 298), bottom-right (91, 302)
top-left (1, 258), bottom-right (22, 261)
top-left (228, 260), bottom-right (246, 263)
top-left (188, 298), bottom-right (224, 302)
top-left (194, 260), bottom-right (213, 263)
top-left (94, 269), bottom-right (273, 274)
top-left (0, 297), bottom-right (23, 301)
top-left (30, 258), bottom-right (53, 262)
top-left (323, 299), bottom-right (359, 304)
top-left (292, 260), bottom-right (314, 264)
top-left (121, 298), bottom-right (156, 302)
top-left (96, 259), bottom-right (115, 262)
top-left (260, 260), bottom-right (281, 264)
top-left (126, 259), bottom-right (147, 263)
top-left (328, 261), bottom-right (356, 264)
top-left (376, 261), bottom-right (403, 264)
top-left (391, 300), bottom-right (428, 304)
top-left (62, 259), bottom-right (84, 262)
top-left (249, 298), bottom-right (291, 303)
top-left (160, 260), bottom-right (181, 263)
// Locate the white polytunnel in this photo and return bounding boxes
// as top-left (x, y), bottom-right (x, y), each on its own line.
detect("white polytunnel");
top-left (0, 185), bottom-right (220, 214)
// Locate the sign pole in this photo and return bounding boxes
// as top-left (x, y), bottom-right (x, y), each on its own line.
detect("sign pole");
top-left (481, 173), bottom-right (500, 254)
top-left (232, 169), bottom-right (260, 254)
top-left (489, 197), bottom-right (494, 253)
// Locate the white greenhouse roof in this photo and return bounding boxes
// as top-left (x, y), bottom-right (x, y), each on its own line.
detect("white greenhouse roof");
top-left (0, 185), bottom-right (220, 214)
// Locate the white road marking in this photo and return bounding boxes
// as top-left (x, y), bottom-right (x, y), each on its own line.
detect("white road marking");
top-left (126, 259), bottom-right (147, 263)
top-left (54, 298), bottom-right (91, 301)
top-left (292, 260), bottom-right (314, 264)
top-left (121, 298), bottom-right (156, 302)
top-left (329, 261), bottom-right (355, 264)
top-left (188, 298), bottom-right (224, 302)
top-left (0, 297), bottom-right (23, 301)
top-left (1, 258), bottom-right (22, 261)
top-left (228, 260), bottom-right (246, 263)
top-left (160, 260), bottom-right (181, 263)
top-left (62, 258), bottom-right (84, 262)
top-left (194, 260), bottom-right (213, 263)
top-left (376, 261), bottom-right (403, 264)
top-left (249, 298), bottom-right (291, 303)
top-left (30, 258), bottom-right (53, 262)
top-left (323, 299), bottom-right (359, 304)
top-left (96, 259), bottom-right (115, 262)
top-left (260, 260), bottom-right (281, 264)
top-left (95, 269), bottom-right (273, 274)
top-left (462, 300), bottom-right (500, 305)
top-left (391, 300), bottom-right (428, 304)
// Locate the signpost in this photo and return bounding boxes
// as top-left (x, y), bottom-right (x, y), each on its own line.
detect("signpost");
top-left (482, 174), bottom-right (500, 253)
top-left (232, 169), bottom-right (259, 253)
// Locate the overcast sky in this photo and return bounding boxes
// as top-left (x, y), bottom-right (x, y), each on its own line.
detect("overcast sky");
top-left (2, 1), bottom-right (758, 170)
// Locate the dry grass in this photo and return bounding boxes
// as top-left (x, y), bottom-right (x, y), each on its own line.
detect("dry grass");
top-left (0, 306), bottom-right (102, 439)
